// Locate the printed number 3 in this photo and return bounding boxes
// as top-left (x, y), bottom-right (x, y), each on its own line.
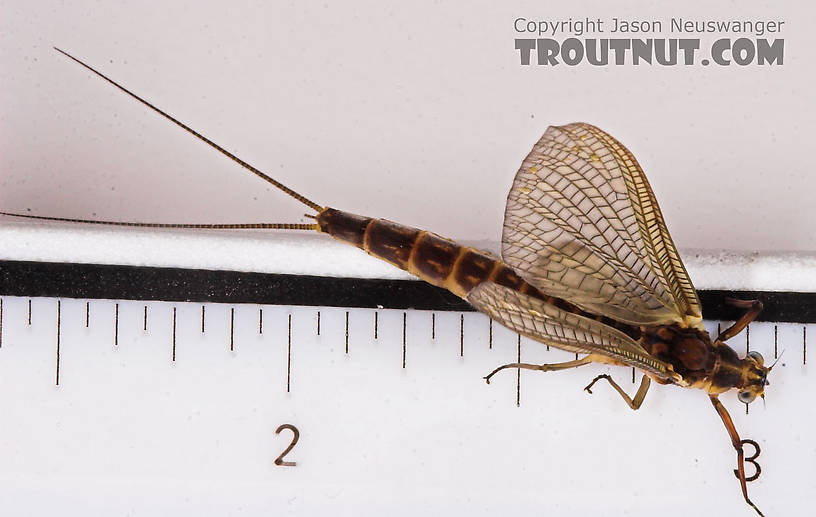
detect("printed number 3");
top-left (275, 424), bottom-right (299, 467)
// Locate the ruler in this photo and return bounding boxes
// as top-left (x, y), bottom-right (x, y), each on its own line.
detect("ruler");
top-left (1, 223), bottom-right (814, 515)
top-left (0, 291), bottom-right (813, 516)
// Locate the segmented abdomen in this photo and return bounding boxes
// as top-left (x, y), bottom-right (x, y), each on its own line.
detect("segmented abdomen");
top-left (317, 208), bottom-right (556, 300)
top-left (316, 208), bottom-right (641, 339)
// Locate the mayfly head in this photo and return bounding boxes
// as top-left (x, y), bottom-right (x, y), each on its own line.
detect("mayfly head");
top-left (736, 350), bottom-right (770, 404)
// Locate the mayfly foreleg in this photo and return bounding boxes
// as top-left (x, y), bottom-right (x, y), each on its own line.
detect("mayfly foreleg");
top-left (483, 356), bottom-right (592, 384)
top-left (717, 298), bottom-right (763, 342)
top-left (583, 374), bottom-right (651, 410)
top-left (710, 395), bottom-right (765, 517)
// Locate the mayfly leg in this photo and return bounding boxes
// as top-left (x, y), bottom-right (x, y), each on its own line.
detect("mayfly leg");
top-left (584, 374), bottom-right (651, 410)
top-left (717, 298), bottom-right (763, 342)
top-left (710, 396), bottom-right (765, 517)
top-left (483, 356), bottom-right (592, 384)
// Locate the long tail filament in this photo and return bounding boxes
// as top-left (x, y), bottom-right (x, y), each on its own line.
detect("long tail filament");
top-left (52, 46), bottom-right (324, 213)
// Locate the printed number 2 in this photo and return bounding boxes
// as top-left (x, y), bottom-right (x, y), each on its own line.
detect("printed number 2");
top-left (275, 424), bottom-right (299, 467)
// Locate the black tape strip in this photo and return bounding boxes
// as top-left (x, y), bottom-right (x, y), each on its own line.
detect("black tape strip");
top-left (0, 260), bottom-right (813, 322)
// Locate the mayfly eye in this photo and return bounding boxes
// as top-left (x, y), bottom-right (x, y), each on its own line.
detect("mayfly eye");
top-left (747, 351), bottom-right (764, 364)
top-left (738, 391), bottom-right (756, 404)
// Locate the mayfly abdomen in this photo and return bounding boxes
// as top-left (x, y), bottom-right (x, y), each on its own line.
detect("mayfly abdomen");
top-left (317, 208), bottom-right (540, 299)
top-left (316, 208), bottom-right (641, 338)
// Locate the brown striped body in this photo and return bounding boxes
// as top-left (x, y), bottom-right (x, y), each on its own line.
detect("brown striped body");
top-left (316, 208), bottom-right (539, 299)
top-left (316, 208), bottom-right (766, 396)
top-left (316, 208), bottom-right (639, 338)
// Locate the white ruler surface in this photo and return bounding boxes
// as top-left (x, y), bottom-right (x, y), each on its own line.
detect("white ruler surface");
top-left (0, 296), bottom-right (812, 516)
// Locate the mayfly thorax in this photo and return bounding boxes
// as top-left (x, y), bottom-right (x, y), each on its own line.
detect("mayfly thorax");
top-left (1, 48), bottom-right (775, 516)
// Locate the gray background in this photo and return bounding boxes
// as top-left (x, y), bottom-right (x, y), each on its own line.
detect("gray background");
top-left (1, 0), bottom-right (814, 252)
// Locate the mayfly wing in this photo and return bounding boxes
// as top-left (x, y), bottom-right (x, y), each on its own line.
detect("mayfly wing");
top-left (468, 282), bottom-right (675, 380)
top-left (501, 123), bottom-right (703, 328)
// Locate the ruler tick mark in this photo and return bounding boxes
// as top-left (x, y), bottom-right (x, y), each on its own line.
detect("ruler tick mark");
top-left (201, 305), bottom-right (205, 333)
top-left (259, 308), bottom-right (263, 334)
top-left (0, 298), bottom-right (3, 348)
top-left (316, 311), bottom-right (320, 336)
top-left (632, 367), bottom-right (635, 384)
top-left (56, 300), bottom-right (61, 386)
top-left (431, 313), bottom-right (435, 340)
top-left (345, 311), bottom-right (349, 354)
top-left (143, 306), bottom-right (148, 331)
top-left (374, 311), bottom-right (378, 340)
top-left (230, 308), bottom-right (235, 352)
top-left (516, 334), bottom-right (521, 407)
top-left (774, 325), bottom-right (778, 359)
top-left (287, 314), bottom-right (292, 393)
top-left (85, 301), bottom-right (89, 328)
top-left (488, 318), bottom-right (492, 349)
top-left (460, 314), bottom-right (464, 357)
top-left (114, 303), bottom-right (119, 347)
top-left (172, 307), bottom-right (176, 362)
top-left (402, 312), bottom-right (406, 369)
top-left (746, 324), bottom-right (750, 354)
top-left (804, 326), bottom-right (807, 365)
top-left (28, 299), bottom-right (31, 325)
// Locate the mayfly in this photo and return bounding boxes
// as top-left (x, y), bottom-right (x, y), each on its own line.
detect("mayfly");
top-left (3, 49), bottom-right (774, 515)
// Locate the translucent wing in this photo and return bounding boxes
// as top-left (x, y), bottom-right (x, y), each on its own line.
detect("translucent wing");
top-left (502, 123), bottom-right (702, 328)
top-left (468, 282), bottom-right (674, 380)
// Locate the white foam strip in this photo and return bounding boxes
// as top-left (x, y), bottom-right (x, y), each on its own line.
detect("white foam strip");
top-left (1, 221), bottom-right (815, 292)
top-left (0, 220), bottom-right (408, 280)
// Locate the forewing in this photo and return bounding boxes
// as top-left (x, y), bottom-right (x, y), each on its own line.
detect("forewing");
top-left (468, 282), bottom-right (672, 379)
top-left (502, 123), bottom-right (702, 327)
